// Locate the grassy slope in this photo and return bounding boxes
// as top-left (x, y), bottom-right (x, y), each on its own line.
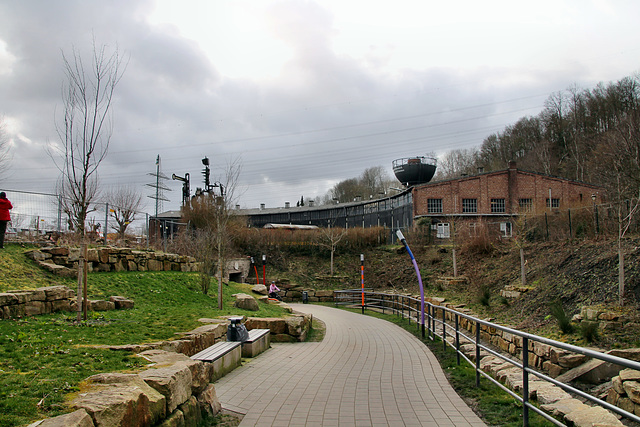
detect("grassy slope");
top-left (0, 245), bottom-right (288, 427)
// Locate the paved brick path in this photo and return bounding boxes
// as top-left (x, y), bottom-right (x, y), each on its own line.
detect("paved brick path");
top-left (216, 304), bottom-right (486, 426)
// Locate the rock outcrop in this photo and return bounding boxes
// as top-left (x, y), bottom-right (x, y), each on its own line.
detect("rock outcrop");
top-left (0, 286), bottom-right (133, 319)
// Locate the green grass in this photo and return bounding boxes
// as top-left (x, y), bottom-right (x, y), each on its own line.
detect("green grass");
top-left (0, 245), bottom-right (289, 427)
top-left (0, 244), bottom-right (72, 290)
top-left (334, 305), bottom-right (555, 427)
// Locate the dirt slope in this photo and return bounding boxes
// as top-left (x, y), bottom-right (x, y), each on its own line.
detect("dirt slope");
top-left (274, 236), bottom-right (640, 348)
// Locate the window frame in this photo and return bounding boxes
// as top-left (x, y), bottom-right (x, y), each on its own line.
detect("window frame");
top-left (462, 198), bottom-right (477, 213)
top-left (427, 198), bottom-right (443, 214)
top-left (546, 198), bottom-right (560, 209)
top-left (519, 198), bottom-right (533, 213)
top-left (491, 198), bottom-right (506, 213)
top-left (436, 222), bottom-right (450, 239)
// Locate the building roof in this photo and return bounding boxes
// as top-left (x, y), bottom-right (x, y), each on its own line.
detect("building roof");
top-left (415, 164), bottom-right (601, 189)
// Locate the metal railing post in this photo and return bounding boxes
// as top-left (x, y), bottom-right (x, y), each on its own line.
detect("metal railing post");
top-left (395, 294), bottom-right (399, 318)
top-left (425, 303), bottom-right (430, 336)
top-left (431, 304), bottom-right (435, 340)
top-left (523, 337), bottom-right (530, 427)
top-left (442, 306), bottom-right (446, 351)
top-left (455, 314), bottom-right (460, 365)
top-left (475, 321), bottom-right (481, 387)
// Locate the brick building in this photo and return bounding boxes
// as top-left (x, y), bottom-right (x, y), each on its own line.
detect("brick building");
top-left (412, 161), bottom-right (602, 239)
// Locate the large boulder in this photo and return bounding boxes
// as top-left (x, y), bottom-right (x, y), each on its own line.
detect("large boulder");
top-left (137, 350), bottom-right (211, 394)
top-left (38, 285), bottom-right (75, 300)
top-left (251, 284), bottom-right (268, 295)
top-left (69, 373), bottom-right (166, 426)
top-left (197, 384), bottom-right (222, 419)
top-left (245, 317), bottom-right (287, 334)
top-left (27, 409), bottom-right (95, 427)
top-left (139, 362), bottom-right (193, 413)
top-left (89, 300), bottom-right (115, 312)
top-left (109, 296), bottom-right (134, 310)
top-left (564, 405), bottom-right (623, 426)
top-left (623, 380), bottom-right (640, 404)
top-left (233, 293), bottom-right (259, 311)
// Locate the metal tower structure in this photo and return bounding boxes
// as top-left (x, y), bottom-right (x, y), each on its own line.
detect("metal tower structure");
top-left (146, 155), bottom-right (171, 217)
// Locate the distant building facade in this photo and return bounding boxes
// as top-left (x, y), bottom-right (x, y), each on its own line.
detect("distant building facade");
top-left (412, 161), bottom-right (602, 239)
top-left (150, 162), bottom-right (603, 243)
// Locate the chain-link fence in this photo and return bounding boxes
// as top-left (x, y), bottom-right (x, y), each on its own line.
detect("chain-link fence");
top-left (0, 188), bottom-right (151, 243)
top-left (0, 189), bottom-right (65, 234)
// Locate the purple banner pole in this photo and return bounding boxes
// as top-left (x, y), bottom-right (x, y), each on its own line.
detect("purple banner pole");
top-left (396, 230), bottom-right (425, 337)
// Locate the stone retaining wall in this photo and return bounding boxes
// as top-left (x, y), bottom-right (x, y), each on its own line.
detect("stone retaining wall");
top-left (0, 285), bottom-right (133, 320)
top-left (282, 288), bottom-right (334, 303)
top-left (607, 368), bottom-right (640, 417)
top-left (250, 283), bottom-right (334, 303)
top-left (29, 350), bottom-right (225, 427)
top-left (245, 313), bottom-right (312, 342)
top-left (408, 295), bottom-right (589, 378)
top-left (26, 318), bottom-right (298, 426)
top-left (26, 247), bottom-right (198, 276)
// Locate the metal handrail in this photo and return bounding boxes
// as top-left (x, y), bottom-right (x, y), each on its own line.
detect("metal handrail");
top-left (334, 289), bottom-right (640, 426)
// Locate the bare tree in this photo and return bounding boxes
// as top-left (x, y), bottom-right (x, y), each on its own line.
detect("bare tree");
top-left (316, 223), bottom-right (347, 276)
top-left (52, 41), bottom-right (125, 235)
top-left (591, 108), bottom-right (640, 305)
top-left (104, 185), bottom-right (144, 240)
top-left (324, 165), bottom-right (394, 204)
top-left (182, 160), bottom-right (242, 308)
top-left (435, 148), bottom-right (479, 180)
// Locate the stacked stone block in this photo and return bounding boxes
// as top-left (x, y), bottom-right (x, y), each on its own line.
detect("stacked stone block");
top-left (0, 285), bottom-right (133, 319)
top-left (26, 247), bottom-right (198, 275)
top-left (607, 369), bottom-right (640, 417)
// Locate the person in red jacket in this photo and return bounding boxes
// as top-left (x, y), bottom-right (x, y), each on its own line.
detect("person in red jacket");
top-left (0, 192), bottom-right (12, 249)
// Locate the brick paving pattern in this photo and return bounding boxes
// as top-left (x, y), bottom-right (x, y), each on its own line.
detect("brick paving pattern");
top-left (216, 304), bottom-right (486, 426)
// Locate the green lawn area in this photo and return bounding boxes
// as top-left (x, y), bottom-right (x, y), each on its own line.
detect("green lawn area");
top-left (0, 245), bottom-right (288, 427)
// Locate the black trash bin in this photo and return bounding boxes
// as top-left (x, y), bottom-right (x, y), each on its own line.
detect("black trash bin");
top-left (227, 316), bottom-right (249, 342)
top-left (302, 291), bottom-right (309, 304)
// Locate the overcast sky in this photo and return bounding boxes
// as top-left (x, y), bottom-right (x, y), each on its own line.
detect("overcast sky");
top-left (1, 0), bottom-right (639, 215)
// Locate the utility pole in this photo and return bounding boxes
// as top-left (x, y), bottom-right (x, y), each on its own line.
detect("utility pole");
top-left (146, 155), bottom-right (170, 246)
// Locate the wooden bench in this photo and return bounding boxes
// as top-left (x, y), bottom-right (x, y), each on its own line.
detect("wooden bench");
top-left (191, 341), bottom-right (242, 382)
top-left (241, 329), bottom-right (271, 358)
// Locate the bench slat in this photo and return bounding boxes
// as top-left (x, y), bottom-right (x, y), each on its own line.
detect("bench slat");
top-left (246, 329), bottom-right (270, 343)
top-left (191, 341), bottom-right (241, 362)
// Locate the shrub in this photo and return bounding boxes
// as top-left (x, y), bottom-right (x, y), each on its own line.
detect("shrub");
top-left (479, 287), bottom-right (491, 306)
top-left (461, 228), bottom-right (494, 255)
top-left (580, 321), bottom-right (599, 343)
top-left (549, 300), bottom-right (574, 334)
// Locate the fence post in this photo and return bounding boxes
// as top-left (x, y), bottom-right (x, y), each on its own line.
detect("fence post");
top-left (523, 337), bottom-right (530, 427)
top-left (104, 203), bottom-right (109, 245)
top-left (455, 314), bottom-right (460, 365)
top-left (425, 303), bottom-right (430, 336)
top-left (475, 321), bottom-right (481, 387)
top-left (568, 208), bottom-right (572, 239)
top-left (442, 307), bottom-right (446, 351)
top-left (146, 213), bottom-right (149, 250)
top-left (545, 212), bottom-right (549, 240)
